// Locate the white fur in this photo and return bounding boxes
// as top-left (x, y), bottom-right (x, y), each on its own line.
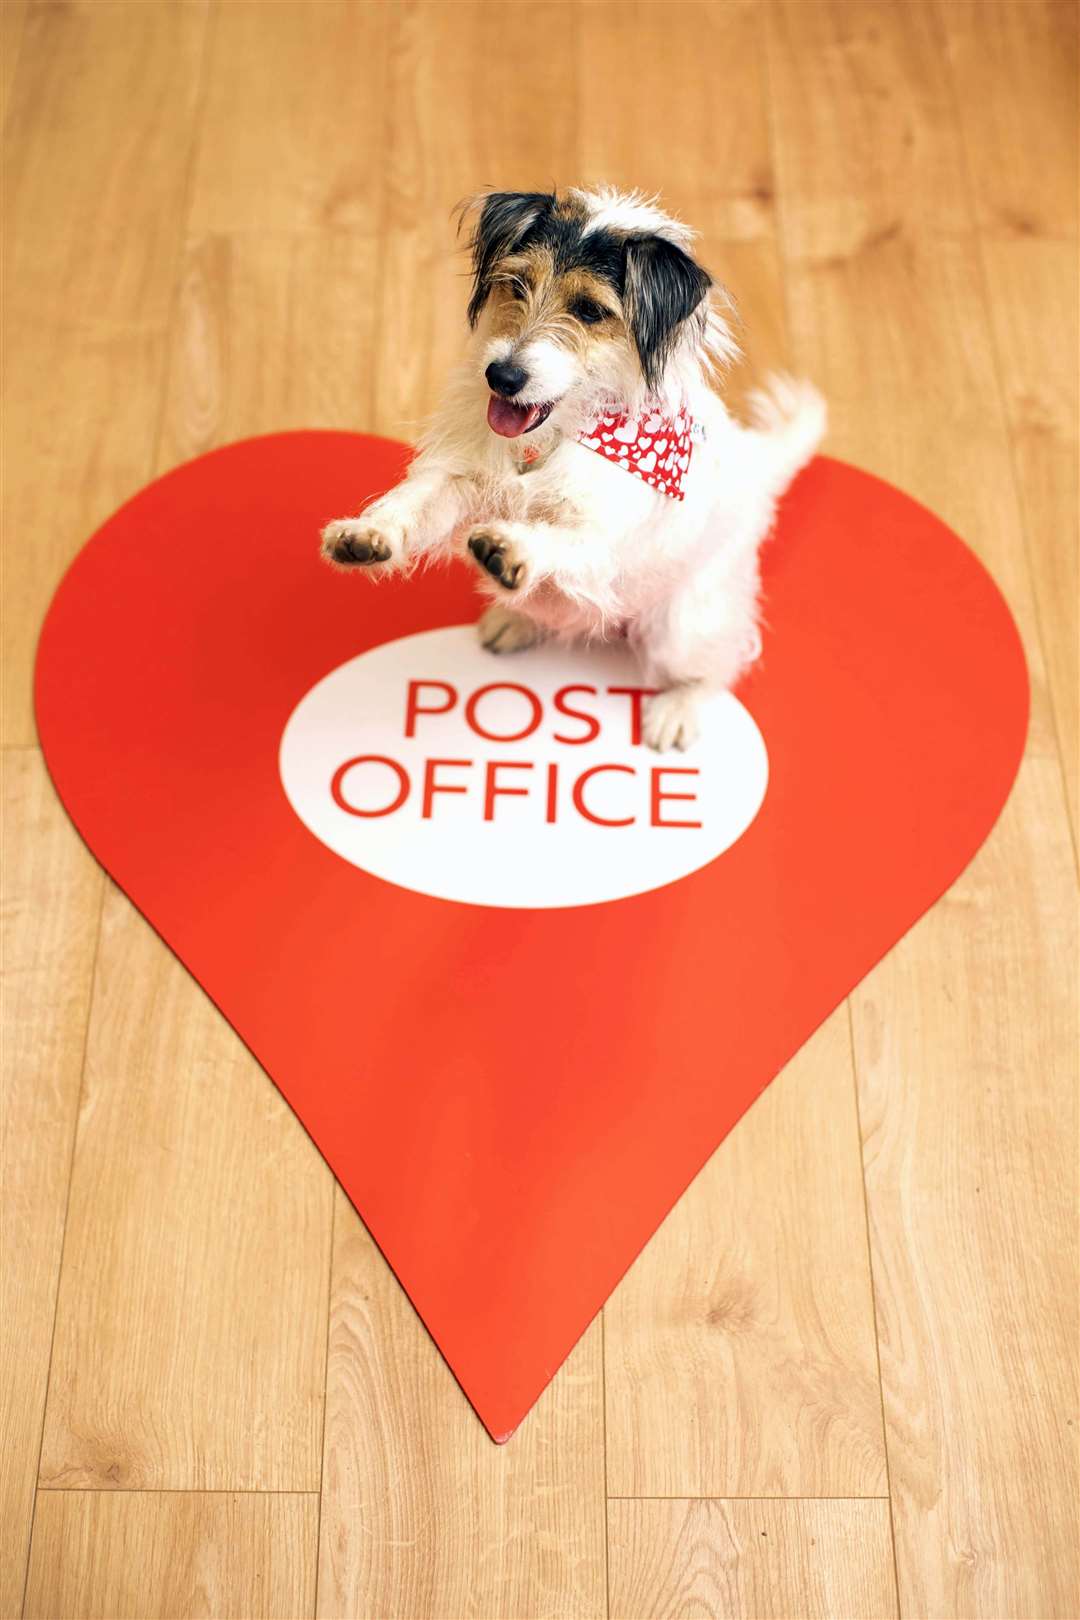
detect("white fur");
top-left (322, 190), bottom-right (825, 749)
top-left (573, 185), bottom-right (695, 251)
top-left (482, 332), bottom-right (578, 407)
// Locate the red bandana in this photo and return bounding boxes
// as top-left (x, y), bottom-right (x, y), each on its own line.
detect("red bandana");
top-left (575, 403), bottom-right (695, 500)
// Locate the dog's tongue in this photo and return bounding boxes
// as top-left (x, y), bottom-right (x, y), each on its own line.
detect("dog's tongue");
top-left (487, 395), bottom-right (542, 438)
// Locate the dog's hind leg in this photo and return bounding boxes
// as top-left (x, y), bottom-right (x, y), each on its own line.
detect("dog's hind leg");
top-left (635, 547), bottom-right (764, 751)
top-left (477, 603), bottom-right (545, 654)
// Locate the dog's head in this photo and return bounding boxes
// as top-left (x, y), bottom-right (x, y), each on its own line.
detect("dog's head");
top-left (460, 187), bottom-right (734, 438)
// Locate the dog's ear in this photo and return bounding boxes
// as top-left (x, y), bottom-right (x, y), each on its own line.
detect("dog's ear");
top-left (624, 235), bottom-right (712, 391)
top-left (460, 190), bottom-right (554, 327)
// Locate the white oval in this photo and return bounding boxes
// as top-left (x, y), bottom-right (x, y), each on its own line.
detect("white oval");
top-left (279, 625), bottom-right (767, 910)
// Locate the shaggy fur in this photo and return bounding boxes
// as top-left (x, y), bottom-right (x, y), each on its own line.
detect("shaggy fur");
top-left (322, 186), bottom-right (825, 750)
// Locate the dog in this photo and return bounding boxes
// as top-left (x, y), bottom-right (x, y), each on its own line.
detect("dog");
top-left (321, 187), bottom-right (825, 750)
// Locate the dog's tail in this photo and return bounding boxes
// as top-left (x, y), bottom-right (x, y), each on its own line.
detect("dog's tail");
top-left (746, 372), bottom-right (827, 491)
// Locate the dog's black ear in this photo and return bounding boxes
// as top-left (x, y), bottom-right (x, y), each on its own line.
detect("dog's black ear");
top-left (462, 190), bottom-right (554, 327)
top-left (624, 235), bottom-right (712, 391)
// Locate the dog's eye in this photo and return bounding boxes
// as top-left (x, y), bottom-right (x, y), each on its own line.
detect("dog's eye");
top-left (509, 281), bottom-right (529, 302)
top-left (571, 298), bottom-right (607, 325)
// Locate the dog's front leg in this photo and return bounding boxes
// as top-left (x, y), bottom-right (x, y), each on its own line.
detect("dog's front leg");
top-left (464, 512), bottom-right (601, 602)
top-left (321, 462), bottom-right (466, 575)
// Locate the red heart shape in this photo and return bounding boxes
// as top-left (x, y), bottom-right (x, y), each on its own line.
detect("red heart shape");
top-left (35, 432), bottom-right (1027, 1441)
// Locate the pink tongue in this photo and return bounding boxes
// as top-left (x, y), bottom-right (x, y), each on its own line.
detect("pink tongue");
top-left (487, 395), bottom-right (541, 438)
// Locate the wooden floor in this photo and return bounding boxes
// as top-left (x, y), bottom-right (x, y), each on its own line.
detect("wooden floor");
top-left (3, 3), bottom-right (1077, 1617)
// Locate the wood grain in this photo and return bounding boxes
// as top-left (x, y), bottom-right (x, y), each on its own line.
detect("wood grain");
top-left (579, 0), bottom-right (775, 245)
top-left (37, 885), bottom-right (334, 1491)
top-left (604, 1009), bottom-right (887, 1499)
top-left (1, 0), bottom-right (207, 745)
top-left (941, 0), bottom-right (1079, 836)
top-left (607, 1497), bottom-right (897, 1620)
top-left (767, 0), bottom-right (973, 261)
top-left (315, 1191), bottom-right (607, 1620)
top-left (0, 752), bottom-right (102, 1619)
top-left (976, 234), bottom-right (1079, 841)
top-left (159, 231), bottom-right (381, 465)
top-left (189, 0), bottom-right (387, 235)
top-left (937, 0), bottom-right (1078, 242)
top-left (709, 237), bottom-right (792, 417)
top-left (23, 1489), bottom-right (318, 1620)
top-left (768, 3), bottom-right (1079, 1613)
top-left (853, 755), bottom-right (1079, 1619)
top-left (0, 0), bottom-right (28, 126)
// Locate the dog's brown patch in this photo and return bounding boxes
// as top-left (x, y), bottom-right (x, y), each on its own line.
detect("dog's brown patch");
top-left (490, 248), bottom-right (626, 356)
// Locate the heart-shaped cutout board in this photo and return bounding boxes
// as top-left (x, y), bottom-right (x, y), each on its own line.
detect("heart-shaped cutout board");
top-left (36, 432), bottom-right (1027, 1441)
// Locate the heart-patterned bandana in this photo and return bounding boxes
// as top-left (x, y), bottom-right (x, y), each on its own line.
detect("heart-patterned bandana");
top-left (576, 403), bottom-right (695, 500)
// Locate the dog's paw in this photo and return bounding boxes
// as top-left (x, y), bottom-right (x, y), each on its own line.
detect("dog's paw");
top-left (467, 527), bottom-right (528, 592)
top-left (477, 603), bottom-right (543, 654)
top-left (321, 517), bottom-right (398, 571)
top-left (642, 686), bottom-right (701, 752)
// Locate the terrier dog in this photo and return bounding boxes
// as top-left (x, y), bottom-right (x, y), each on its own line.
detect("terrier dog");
top-left (322, 187), bottom-right (825, 750)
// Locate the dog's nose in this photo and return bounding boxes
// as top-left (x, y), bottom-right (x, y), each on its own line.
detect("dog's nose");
top-left (485, 360), bottom-right (528, 398)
